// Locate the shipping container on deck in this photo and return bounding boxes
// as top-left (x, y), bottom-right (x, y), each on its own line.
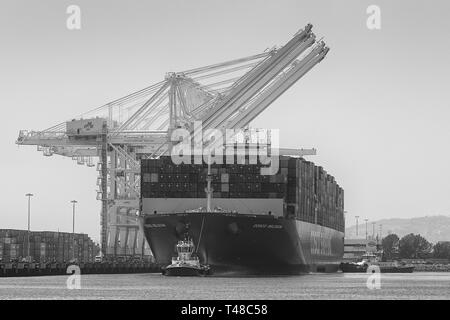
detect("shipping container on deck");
top-left (141, 155), bottom-right (344, 233)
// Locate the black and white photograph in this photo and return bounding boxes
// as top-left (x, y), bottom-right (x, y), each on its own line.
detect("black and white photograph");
top-left (1, 0), bottom-right (450, 307)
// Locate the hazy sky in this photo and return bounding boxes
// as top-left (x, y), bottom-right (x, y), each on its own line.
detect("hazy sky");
top-left (1, 0), bottom-right (449, 241)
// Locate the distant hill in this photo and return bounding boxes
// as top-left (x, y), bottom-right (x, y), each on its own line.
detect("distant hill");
top-left (345, 215), bottom-right (450, 243)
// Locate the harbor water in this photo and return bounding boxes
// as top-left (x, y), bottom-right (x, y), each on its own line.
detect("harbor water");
top-left (0, 272), bottom-right (449, 299)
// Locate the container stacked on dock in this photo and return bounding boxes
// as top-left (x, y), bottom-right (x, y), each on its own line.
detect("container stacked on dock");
top-left (141, 155), bottom-right (344, 232)
top-left (0, 229), bottom-right (99, 263)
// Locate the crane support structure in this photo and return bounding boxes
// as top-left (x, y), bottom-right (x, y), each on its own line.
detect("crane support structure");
top-left (16, 24), bottom-right (329, 259)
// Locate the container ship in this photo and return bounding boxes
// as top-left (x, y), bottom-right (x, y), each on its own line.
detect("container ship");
top-left (140, 154), bottom-right (344, 275)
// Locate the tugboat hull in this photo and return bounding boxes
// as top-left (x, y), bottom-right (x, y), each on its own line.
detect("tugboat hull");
top-left (340, 262), bottom-right (367, 273)
top-left (340, 263), bottom-right (415, 273)
top-left (163, 265), bottom-right (203, 276)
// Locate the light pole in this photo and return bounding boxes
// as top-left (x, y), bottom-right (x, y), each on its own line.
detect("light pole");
top-left (365, 219), bottom-right (369, 240)
top-left (71, 200), bottom-right (78, 261)
top-left (372, 222), bottom-right (376, 239)
top-left (25, 193), bottom-right (33, 261)
top-left (379, 224), bottom-right (383, 240)
top-left (355, 216), bottom-right (360, 237)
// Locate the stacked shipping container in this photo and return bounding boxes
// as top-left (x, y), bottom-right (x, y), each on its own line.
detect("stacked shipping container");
top-left (141, 155), bottom-right (344, 232)
top-left (0, 229), bottom-right (99, 263)
top-left (284, 157), bottom-right (344, 232)
top-left (141, 156), bottom-right (287, 200)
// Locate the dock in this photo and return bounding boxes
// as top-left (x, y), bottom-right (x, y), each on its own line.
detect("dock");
top-left (0, 261), bottom-right (161, 277)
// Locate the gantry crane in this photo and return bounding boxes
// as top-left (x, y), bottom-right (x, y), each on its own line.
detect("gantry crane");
top-left (16, 24), bottom-right (329, 258)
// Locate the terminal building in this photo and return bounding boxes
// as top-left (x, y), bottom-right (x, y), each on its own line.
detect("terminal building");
top-left (343, 238), bottom-right (378, 262)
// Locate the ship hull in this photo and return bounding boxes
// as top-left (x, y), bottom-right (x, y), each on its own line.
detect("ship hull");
top-left (143, 212), bottom-right (344, 276)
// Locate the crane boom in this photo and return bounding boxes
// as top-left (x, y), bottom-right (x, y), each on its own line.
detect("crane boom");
top-left (200, 25), bottom-right (315, 130)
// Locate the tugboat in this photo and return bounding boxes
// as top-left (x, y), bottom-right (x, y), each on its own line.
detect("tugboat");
top-left (162, 238), bottom-right (210, 276)
top-left (340, 252), bottom-right (414, 273)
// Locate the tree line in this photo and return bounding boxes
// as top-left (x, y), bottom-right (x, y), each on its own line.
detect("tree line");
top-left (381, 233), bottom-right (450, 260)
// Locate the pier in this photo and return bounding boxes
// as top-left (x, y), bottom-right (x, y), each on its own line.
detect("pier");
top-left (0, 261), bottom-right (161, 277)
